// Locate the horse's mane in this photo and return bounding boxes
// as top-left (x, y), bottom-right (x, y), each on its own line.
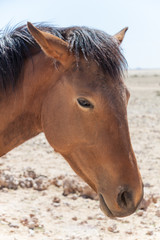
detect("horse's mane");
top-left (0, 23), bottom-right (127, 91)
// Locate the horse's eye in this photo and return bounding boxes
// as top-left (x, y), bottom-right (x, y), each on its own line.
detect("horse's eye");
top-left (77, 98), bottom-right (94, 109)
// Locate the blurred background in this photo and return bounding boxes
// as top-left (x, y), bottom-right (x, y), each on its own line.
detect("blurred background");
top-left (0, 0), bottom-right (160, 69)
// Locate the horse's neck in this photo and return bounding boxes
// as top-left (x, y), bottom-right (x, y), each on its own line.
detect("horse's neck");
top-left (0, 52), bottom-right (57, 156)
top-left (0, 102), bottom-right (41, 156)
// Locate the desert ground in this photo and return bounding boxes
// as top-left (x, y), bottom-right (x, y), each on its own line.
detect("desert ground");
top-left (0, 69), bottom-right (159, 240)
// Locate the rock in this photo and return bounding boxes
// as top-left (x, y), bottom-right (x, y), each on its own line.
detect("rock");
top-left (8, 223), bottom-right (19, 228)
top-left (155, 210), bottom-right (160, 217)
top-left (30, 217), bottom-right (39, 228)
top-left (24, 180), bottom-right (31, 188)
top-left (0, 173), bottom-right (19, 190)
top-left (53, 196), bottom-right (61, 203)
top-left (20, 215), bottom-right (40, 229)
top-left (151, 195), bottom-right (158, 204)
top-left (80, 185), bottom-right (98, 200)
top-left (144, 183), bottom-right (152, 188)
top-left (19, 181), bottom-right (26, 188)
top-left (53, 179), bottom-right (62, 188)
top-left (0, 175), bottom-right (7, 188)
top-left (126, 231), bottom-right (133, 235)
top-left (20, 217), bottom-right (28, 226)
top-left (146, 231), bottom-right (153, 236)
top-left (63, 178), bottom-right (77, 196)
top-left (136, 210), bottom-right (143, 216)
top-left (23, 168), bottom-right (36, 179)
top-left (96, 214), bottom-right (105, 220)
top-left (62, 176), bottom-right (98, 200)
top-left (79, 220), bottom-right (88, 225)
top-left (71, 194), bottom-right (78, 200)
top-left (25, 178), bottom-right (33, 188)
top-left (52, 175), bottom-right (64, 187)
top-left (107, 224), bottom-right (119, 233)
top-left (33, 176), bottom-right (49, 191)
top-left (87, 216), bottom-right (93, 220)
top-left (138, 198), bottom-right (151, 211)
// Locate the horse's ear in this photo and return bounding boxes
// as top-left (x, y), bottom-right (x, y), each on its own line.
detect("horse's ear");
top-left (27, 22), bottom-right (70, 65)
top-left (113, 27), bottom-right (128, 44)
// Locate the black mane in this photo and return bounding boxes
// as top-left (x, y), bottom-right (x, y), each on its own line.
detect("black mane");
top-left (0, 23), bottom-right (127, 91)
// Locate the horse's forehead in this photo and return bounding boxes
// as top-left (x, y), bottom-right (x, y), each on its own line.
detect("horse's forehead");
top-left (69, 62), bottom-right (125, 95)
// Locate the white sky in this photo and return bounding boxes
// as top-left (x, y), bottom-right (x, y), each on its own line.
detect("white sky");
top-left (0, 0), bottom-right (160, 69)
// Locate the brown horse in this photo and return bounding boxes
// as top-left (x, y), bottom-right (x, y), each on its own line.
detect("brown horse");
top-left (0, 22), bottom-right (143, 218)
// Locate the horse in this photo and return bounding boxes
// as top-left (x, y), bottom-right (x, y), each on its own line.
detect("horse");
top-left (0, 22), bottom-right (143, 218)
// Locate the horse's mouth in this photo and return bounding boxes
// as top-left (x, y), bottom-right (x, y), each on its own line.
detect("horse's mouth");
top-left (99, 193), bottom-right (143, 218)
top-left (99, 194), bottom-right (115, 218)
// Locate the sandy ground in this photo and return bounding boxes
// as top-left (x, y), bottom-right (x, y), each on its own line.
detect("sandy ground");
top-left (0, 69), bottom-right (160, 240)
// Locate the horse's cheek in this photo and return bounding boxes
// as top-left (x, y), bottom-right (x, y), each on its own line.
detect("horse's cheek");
top-left (40, 89), bottom-right (73, 153)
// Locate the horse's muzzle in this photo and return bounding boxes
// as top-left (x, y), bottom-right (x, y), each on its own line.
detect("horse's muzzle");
top-left (99, 185), bottom-right (143, 218)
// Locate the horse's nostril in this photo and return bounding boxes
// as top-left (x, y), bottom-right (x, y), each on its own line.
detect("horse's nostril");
top-left (117, 189), bottom-right (133, 209)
